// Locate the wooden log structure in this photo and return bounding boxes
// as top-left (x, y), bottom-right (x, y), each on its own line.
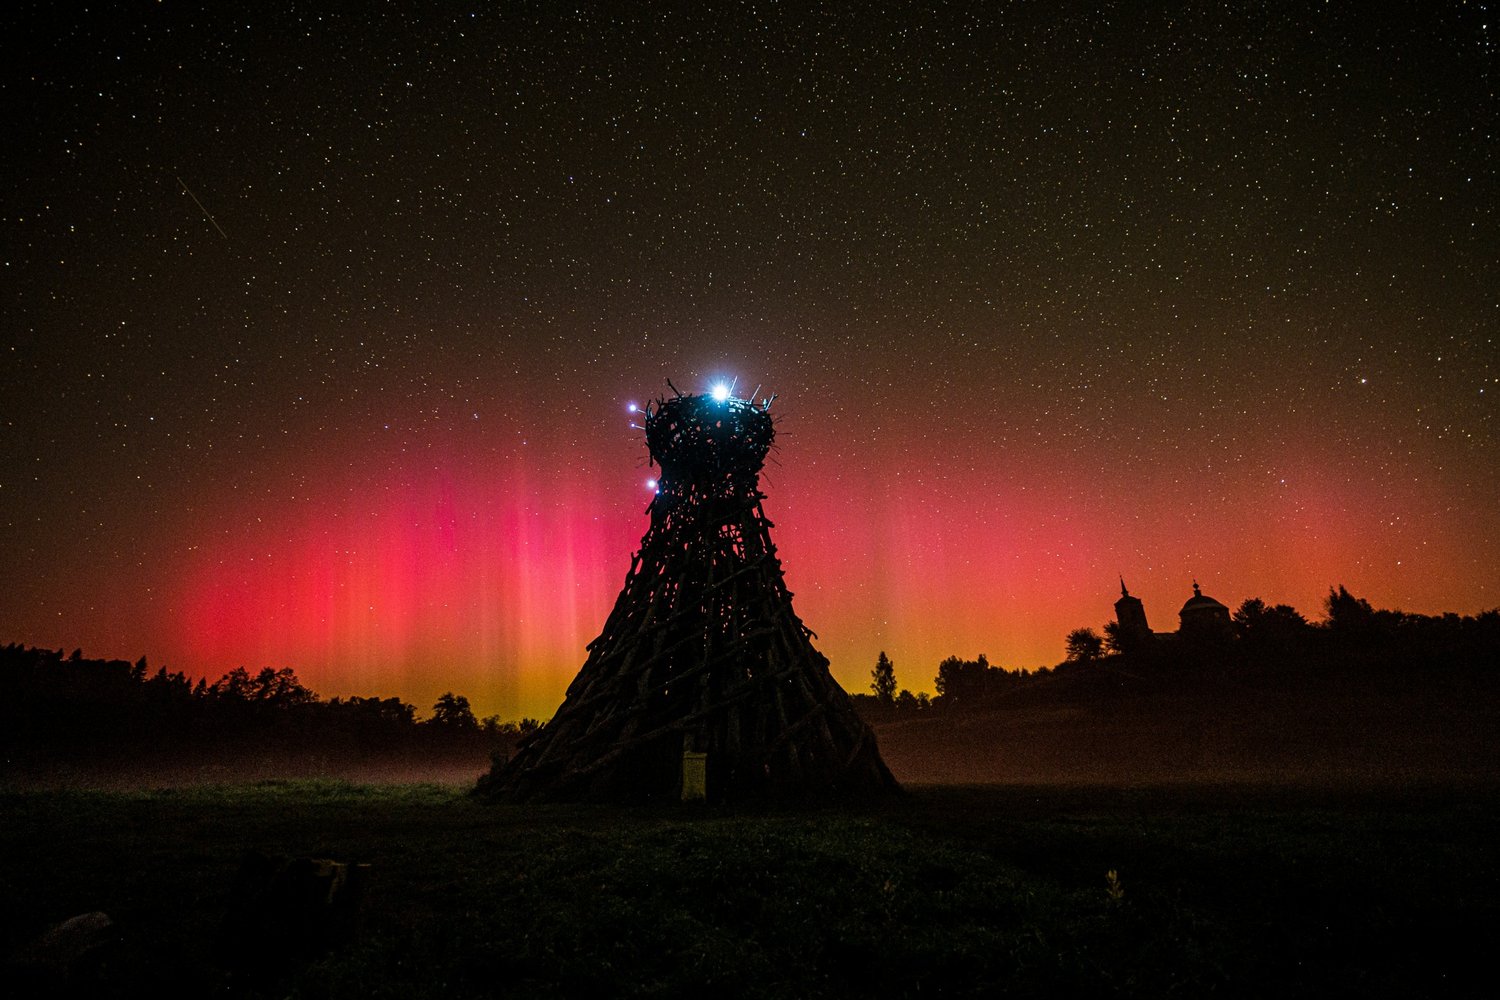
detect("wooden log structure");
top-left (476, 388), bottom-right (898, 803)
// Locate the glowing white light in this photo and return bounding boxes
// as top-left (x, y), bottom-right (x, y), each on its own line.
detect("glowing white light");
top-left (711, 383), bottom-right (730, 402)
top-left (645, 479), bottom-right (658, 491)
top-left (627, 402), bottom-right (638, 413)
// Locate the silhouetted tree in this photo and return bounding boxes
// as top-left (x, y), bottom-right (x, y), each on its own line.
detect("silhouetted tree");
top-left (213, 667), bottom-right (255, 702)
top-left (144, 665), bottom-right (193, 703)
top-left (894, 689), bottom-right (930, 712)
top-left (1065, 628), bottom-right (1105, 663)
top-left (430, 692), bottom-right (478, 730)
top-left (932, 653), bottom-right (1029, 707)
top-left (1233, 598), bottom-right (1313, 656)
top-left (934, 654), bottom-right (983, 705)
top-left (1233, 597), bottom-right (1268, 628)
top-left (930, 653), bottom-right (1014, 707)
top-left (249, 667), bottom-right (317, 707)
top-left (871, 651), bottom-right (897, 704)
top-left (1325, 586), bottom-right (1375, 630)
top-left (326, 695), bottom-right (418, 740)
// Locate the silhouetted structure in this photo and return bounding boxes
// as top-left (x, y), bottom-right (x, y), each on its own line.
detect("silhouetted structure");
top-left (477, 387), bottom-right (897, 803)
top-left (1111, 579), bottom-right (1233, 644)
top-left (1178, 580), bottom-right (1232, 637)
top-left (1113, 578), bottom-right (1151, 643)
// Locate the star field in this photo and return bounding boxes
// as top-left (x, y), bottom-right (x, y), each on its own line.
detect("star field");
top-left (2, 2), bottom-right (1495, 718)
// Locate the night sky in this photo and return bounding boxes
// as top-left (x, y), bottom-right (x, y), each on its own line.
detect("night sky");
top-left (4, 2), bottom-right (1495, 720)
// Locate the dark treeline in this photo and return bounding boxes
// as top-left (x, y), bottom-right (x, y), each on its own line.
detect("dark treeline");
top-left (854, 586), bottom-right (1500, 718)
top-left (0, 646), bottom-right (540, 783)
top-left (9, 587), bottom-right (1498, 779)
top-left (852, 652), bottom-right (1052, 720)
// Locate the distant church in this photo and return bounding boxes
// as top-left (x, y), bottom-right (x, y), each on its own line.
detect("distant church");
top-left (1114, 578), bottom-right (1232, 644)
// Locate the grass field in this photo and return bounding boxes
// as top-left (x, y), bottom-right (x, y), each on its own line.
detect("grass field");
top-left (3, 779), bottom-right (1497, 997)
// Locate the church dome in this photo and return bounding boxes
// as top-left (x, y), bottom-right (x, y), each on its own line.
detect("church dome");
top-left (1179, 581), bottom-right (1228, 616)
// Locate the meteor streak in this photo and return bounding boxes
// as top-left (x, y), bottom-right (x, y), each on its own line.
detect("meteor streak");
top-left (176, 175), bottom-right (228, 239)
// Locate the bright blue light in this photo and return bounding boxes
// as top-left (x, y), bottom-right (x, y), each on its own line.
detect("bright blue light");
top-left (711, 383), bottom-right (730, 402)
top-left (627, 402), bottom-right (638, 413)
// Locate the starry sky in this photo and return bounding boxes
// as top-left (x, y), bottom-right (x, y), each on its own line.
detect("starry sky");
top-left (3, 1), bottom-right (1495, 720)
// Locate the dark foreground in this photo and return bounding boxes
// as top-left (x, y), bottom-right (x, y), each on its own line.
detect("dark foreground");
top-left (2, 780), bottom-right (1496, 998)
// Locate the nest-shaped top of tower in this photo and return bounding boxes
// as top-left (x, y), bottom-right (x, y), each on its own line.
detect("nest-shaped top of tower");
top-left (645, 392), bottom-right (774, 483)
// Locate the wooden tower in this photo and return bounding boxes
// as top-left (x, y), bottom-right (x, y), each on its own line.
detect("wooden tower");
top-left (476, 386), bottom-right (897, 803)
